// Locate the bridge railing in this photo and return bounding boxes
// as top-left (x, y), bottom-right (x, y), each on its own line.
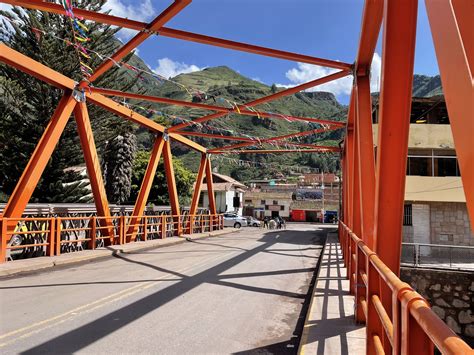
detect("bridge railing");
top-left (339, 221), bottom-right (472, 354)
top-left (0, 214), bottom-right (224, 263)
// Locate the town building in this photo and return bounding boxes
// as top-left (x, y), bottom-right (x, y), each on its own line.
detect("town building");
top-left (373, 96), bottom-right (473, 246)
top-left (243, 191), bottom-right (292, 219)
top-left (200, 173), bottom-right (246, 215)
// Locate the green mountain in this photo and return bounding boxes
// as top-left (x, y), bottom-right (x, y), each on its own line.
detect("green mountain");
top-left (412, 74), bottom-right (443, 97)
top-left (118, 52), bottom-right (346, 177)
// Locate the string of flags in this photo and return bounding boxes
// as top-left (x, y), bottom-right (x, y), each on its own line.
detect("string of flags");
top-left (121, 101), bottom-right (324, 149)
top-left (60, 0), bottom-right (93, 80)
top-left (1, 14), bottom-right (340, 133)
top-left (212, 155), bottom-right (339, 174)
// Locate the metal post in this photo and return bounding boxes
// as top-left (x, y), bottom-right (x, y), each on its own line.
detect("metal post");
top-left (163, 138), bottom-right (181, 236)
top-left (2, 93), bottom-right (76, 220)
top-left (74, 102), bottom-right (114, 242)
top-left (425, 0), bottom-right (474, 224)
top-left (127, 136), bottom-right (165, 241)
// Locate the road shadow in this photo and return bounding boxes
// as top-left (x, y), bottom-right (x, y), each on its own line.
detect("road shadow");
top-left (20, 228), bottom-right (328, 354)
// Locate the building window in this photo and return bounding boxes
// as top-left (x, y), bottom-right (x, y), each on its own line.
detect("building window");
top-left (273, 200), bottom-right (278, 205)
top-left (403, 204), bottom-right (412, 226)
top-left (280, 205), bottom-right (285, 211)
top-left (265, 205), bottom-right (269, 210)
top-left (245, 199), bottom-right (252, 204)
top-left (261, 200), bottom-right (265, 205)
top-left (407, 149), bottom-right (459, 177)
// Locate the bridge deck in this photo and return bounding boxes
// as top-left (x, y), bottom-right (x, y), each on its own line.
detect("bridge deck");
top-left (299, 232), bottom-right (366, 354)
top-left (0, 224), bottom-right (330, 354)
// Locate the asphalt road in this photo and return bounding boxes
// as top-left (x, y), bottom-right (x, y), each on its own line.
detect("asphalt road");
top-left (0, 223), bottom-right (332, 354)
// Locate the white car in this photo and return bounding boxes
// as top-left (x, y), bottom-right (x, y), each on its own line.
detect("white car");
top-left (223, 213), bottom-right (247, 228)
top-left (246, 217), bottom-right (261, 227)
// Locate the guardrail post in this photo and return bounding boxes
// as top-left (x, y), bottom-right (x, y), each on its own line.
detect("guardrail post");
top-left (47, 217), bottom-right (55, 257)
top-left (55, 217), bottom-right (62, 256)
top-left (209, 213), bottom-right (213, 232)
top-left (119, 215), bottom-right (125, 245)
top-left (89, 216), bottom-right (96, 249)
top-left (0, 218), bottom-right (6, 263)
top-left (201, 215), bottom-right (204, 233)
top-left (401, 294), bottom-right (434, 354)
top-left (161, 215), bottom-right (166, 239)
top-left (143, 216), bottom-right (148, 241)
top-left (366, 256), bottom-right (383, 354)
top-left (355, 243), bottom-right (366, 323)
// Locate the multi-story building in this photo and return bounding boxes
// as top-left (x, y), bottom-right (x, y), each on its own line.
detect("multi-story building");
top-left (373, 96), bottom-right (473, 246)
top-left (243, 191), bottom-right (292, 219)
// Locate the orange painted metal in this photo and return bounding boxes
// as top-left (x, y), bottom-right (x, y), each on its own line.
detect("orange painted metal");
top-left (205, 157), bottom-right (217, 215)
top-left (85, 91), bottom-right (207, 153)
top-left (2, 93), bottom-right (77, 220)
top-left (84, 0), bottom-right (191, 85)
top-left (168, 70), bottom-right (351, 132)
top-left (90, 87), bottom-right (346, 128)
top-left (425, 0), bottom-right (474, 224)
top-left (0, 44), bottom-right (208, 154)
top-left (74, 102), bottom-right (114, 241)
top-left (208, 128), bottom-right (334, 152)
top-left (190, 154), bottom-right (208, 216)
top-left (127, 136), bottom-right (165, 242)
top-left (355, 76), bottom-right (376, 250)
top-left (163, 139), bottom-right (182, 236)
top-left (0, 43), bottom-right (75, 90)
top-left (355, 0), bottom-right (383, 73)
top-left (340, 221), bottom-right (473, 354)
top-left (374, 0), bottom-right (418, 275)
top-left (2, 1), bottom-right (351, 71)
top-left (212, 148), bottom-right (340, 154)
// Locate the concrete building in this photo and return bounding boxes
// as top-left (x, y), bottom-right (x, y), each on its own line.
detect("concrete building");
top-left (200, 173), bottom-right (246, 215)
top-left (243, 191), bottom-right (292, 219)
top-left (373, 96), bottom-right (473, 246)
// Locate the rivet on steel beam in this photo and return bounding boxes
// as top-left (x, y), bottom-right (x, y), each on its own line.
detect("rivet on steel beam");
top-left (163, 130), bottom-right (169, 141)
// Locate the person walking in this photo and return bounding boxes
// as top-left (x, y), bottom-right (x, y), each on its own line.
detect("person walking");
top-left (263, 216), bottom-right (269, 229)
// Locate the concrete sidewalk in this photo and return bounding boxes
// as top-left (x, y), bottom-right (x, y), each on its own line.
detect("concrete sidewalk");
top-left (298, 232), bottom-right (366, 354)
top-left (0, 228), bottom-right (238, 278)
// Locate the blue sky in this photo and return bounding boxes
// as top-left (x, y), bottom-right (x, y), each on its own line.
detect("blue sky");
top-left (6, 0), bottom-right (440, 104)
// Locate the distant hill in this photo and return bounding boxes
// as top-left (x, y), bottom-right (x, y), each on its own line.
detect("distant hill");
top-left (412, 74), bottom-right (443, 97)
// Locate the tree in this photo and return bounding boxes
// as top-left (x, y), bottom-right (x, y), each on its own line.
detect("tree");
top-left (271, 83), bottom-right (277, 93)
top-left (130, 151), bottom-right (195, 206)
top-left (102, 133), bottom-right (137, 204)
top-left (0, 2), bottom-right (138, 203)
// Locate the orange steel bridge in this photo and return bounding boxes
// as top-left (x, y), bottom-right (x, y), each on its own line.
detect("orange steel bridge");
top-left (0, 0), bottom-right (473, 353)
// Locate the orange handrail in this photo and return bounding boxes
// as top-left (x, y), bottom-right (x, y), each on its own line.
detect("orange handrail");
top-left (339, 221), bottom-right (472, 354)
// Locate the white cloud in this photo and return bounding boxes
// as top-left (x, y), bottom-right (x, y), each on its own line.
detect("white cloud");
top-left (102, 0), bottom-right (155, 40)
top-left (279, 53), bottom-right (382, 96)
top-left (369, 52), bottom-right (382, 92)
top-left (152, 58), bottom-right (203, 79)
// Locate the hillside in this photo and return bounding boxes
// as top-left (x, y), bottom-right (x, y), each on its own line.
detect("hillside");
top-left (116, 51), bottom-right (443, 180)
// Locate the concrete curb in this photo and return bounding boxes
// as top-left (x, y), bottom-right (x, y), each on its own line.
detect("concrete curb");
top-left (0, 228), bottom-right (239, 278)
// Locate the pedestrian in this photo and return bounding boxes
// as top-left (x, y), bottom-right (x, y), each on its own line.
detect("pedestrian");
top-left (263, 216), bottom-right (269, 229)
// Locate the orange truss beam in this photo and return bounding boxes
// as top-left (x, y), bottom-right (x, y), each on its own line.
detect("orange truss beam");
top-left (214, 148), bottom-right (340, 154)
top-left (2, 1), bottom-right (351, 70)
top-left (189, 154), bottom-right (208, 216)
top-left (168, 70), bottom-right (352, 131)
top-left (208, 127), bottom-right (333, 152)
top-left (90, 87), bottom-right (346, 127)
top-left (426, 0), bottom-right (474, 224)
top-left (74, 102), bottom-right (114, 240)
top-left (127, 136), bottom-right (165, 242)
top-left (1, 93), bottom-right (77, 219)
top-left (84, 0), bottom-right (191, 85)
top-left (163, 139), bottom-right (181, 235)
top-left (0, 44), bottom-right (207, 154)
